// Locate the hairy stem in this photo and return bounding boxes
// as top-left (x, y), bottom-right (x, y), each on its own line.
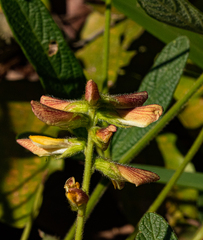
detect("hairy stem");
top-left (74, 109), bottom-right (96, 240)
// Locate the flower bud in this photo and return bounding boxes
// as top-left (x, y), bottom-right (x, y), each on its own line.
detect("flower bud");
top-left (31, 101), bottom-right (90, 129)
top-left (85, 80), bottom-right (100, 105)
top-left (40, 96), bottom-right (88, 113)
top-left (94, 158), bottom-right (160, 190)
top-left (64, 177), bottom-right (89, 211)
top-left (90, 125), bottom-right (116, 150)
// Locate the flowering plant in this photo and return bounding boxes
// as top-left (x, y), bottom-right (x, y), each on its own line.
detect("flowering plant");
top-left (2, 0), bottom-right (203, 239)
top-left (17, 79), bottom-right (162, 239)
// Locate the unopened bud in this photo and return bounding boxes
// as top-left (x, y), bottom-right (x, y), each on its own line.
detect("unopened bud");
top-left (90, 125), bottom-right (116, 150)
top-left (85, 80), bottom-right (100, 105)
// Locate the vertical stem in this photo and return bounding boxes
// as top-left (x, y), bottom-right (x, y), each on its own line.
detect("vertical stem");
top-left (75, 109), bottom-right (96, 240)
top-left (148, 127), bottom-right (203, 213)
top-left (102, 0), bottom-right (112, 93)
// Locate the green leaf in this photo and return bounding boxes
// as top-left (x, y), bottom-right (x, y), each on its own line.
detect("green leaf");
top-left (136, 212), bottom-right (177, 240)
top-left (112, 0), bottom-right (203, 70)
top-left (138, 0), bottom-right (203, 34)
top-left (111, 36), bottom-right (189, 161)
top-left (131, 164), bottom-right (203, 191)
top-left (1, 0), bottom-right (86, 98)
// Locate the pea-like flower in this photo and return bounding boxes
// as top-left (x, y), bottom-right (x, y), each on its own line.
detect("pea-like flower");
top-left (94, 158), bottom-right (160, 190)
top-left (17, 135), bottom-right (86, 158)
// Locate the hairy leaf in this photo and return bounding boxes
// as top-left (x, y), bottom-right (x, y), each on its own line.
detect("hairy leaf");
top-left (113, 0), bottom-right (203, 70)
top-left (136, 212), bottom-right (177, 240)
top-left (1, 0), bottom-right (86, 98)
top-left (138, 0), bottom-right (203, 34)
top-left (111, 36), bottom-right (189, 161)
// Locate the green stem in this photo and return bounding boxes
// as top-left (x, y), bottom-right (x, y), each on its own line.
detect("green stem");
top-left (64, 74), bottom-right (203, 240)
top-left (75, 109), bottom-right (96, 240)
top-left (192, 224), bottom-right (203, 240)
top-left (148, 127), bottom-right (203, 212)
top-left (102, 0), bottom-right (112, 94)
top-left (20, 183), bottom-right (44, 240)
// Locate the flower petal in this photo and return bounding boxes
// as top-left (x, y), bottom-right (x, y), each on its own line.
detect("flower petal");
top-left (31, 101), bottom-right (89, 129)
top-left (29, 135), bottom-right (70, 149)
top-left (110, 91), bottom-right (148, 109)
top-left (40, 96), bottom-right (88, 113)
top-left (117, 165), bottom-right (160, 187)
top-left (40, 95), bottom-right (71, 110)
top-left (117, 104), bottom-right (163, 127)
top-left (16, 139), bottom-right (66, 156)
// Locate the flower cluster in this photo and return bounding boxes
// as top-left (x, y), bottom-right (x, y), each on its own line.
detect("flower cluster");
top-left (17, 79), bottom-right (163, 207)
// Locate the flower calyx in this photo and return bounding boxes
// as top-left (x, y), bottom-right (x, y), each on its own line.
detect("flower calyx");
top-left (64, 177), bottom-right (89, 211)
top-left (94, 158), bottom-right (160, 190)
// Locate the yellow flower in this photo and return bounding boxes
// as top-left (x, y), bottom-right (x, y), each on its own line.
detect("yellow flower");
top-left (17, 135), bottom-right (85, 158)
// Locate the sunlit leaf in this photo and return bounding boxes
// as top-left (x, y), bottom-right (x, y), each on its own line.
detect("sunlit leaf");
top-left (76, 12), bottom-right (143, 90)
top-left (174, 75), bottom-right (203, 129)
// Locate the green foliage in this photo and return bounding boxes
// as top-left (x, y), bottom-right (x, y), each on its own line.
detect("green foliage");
top-left (111, 36), bottom-right (189, 161)
top-left (138, 0), bottom-right (203, 34)
top-left (113, 0), bottom-right (203, 70)
top-left (1, 0), bottom-right (86, 98)
top-left (136, 212), bottom-right (178, 240)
